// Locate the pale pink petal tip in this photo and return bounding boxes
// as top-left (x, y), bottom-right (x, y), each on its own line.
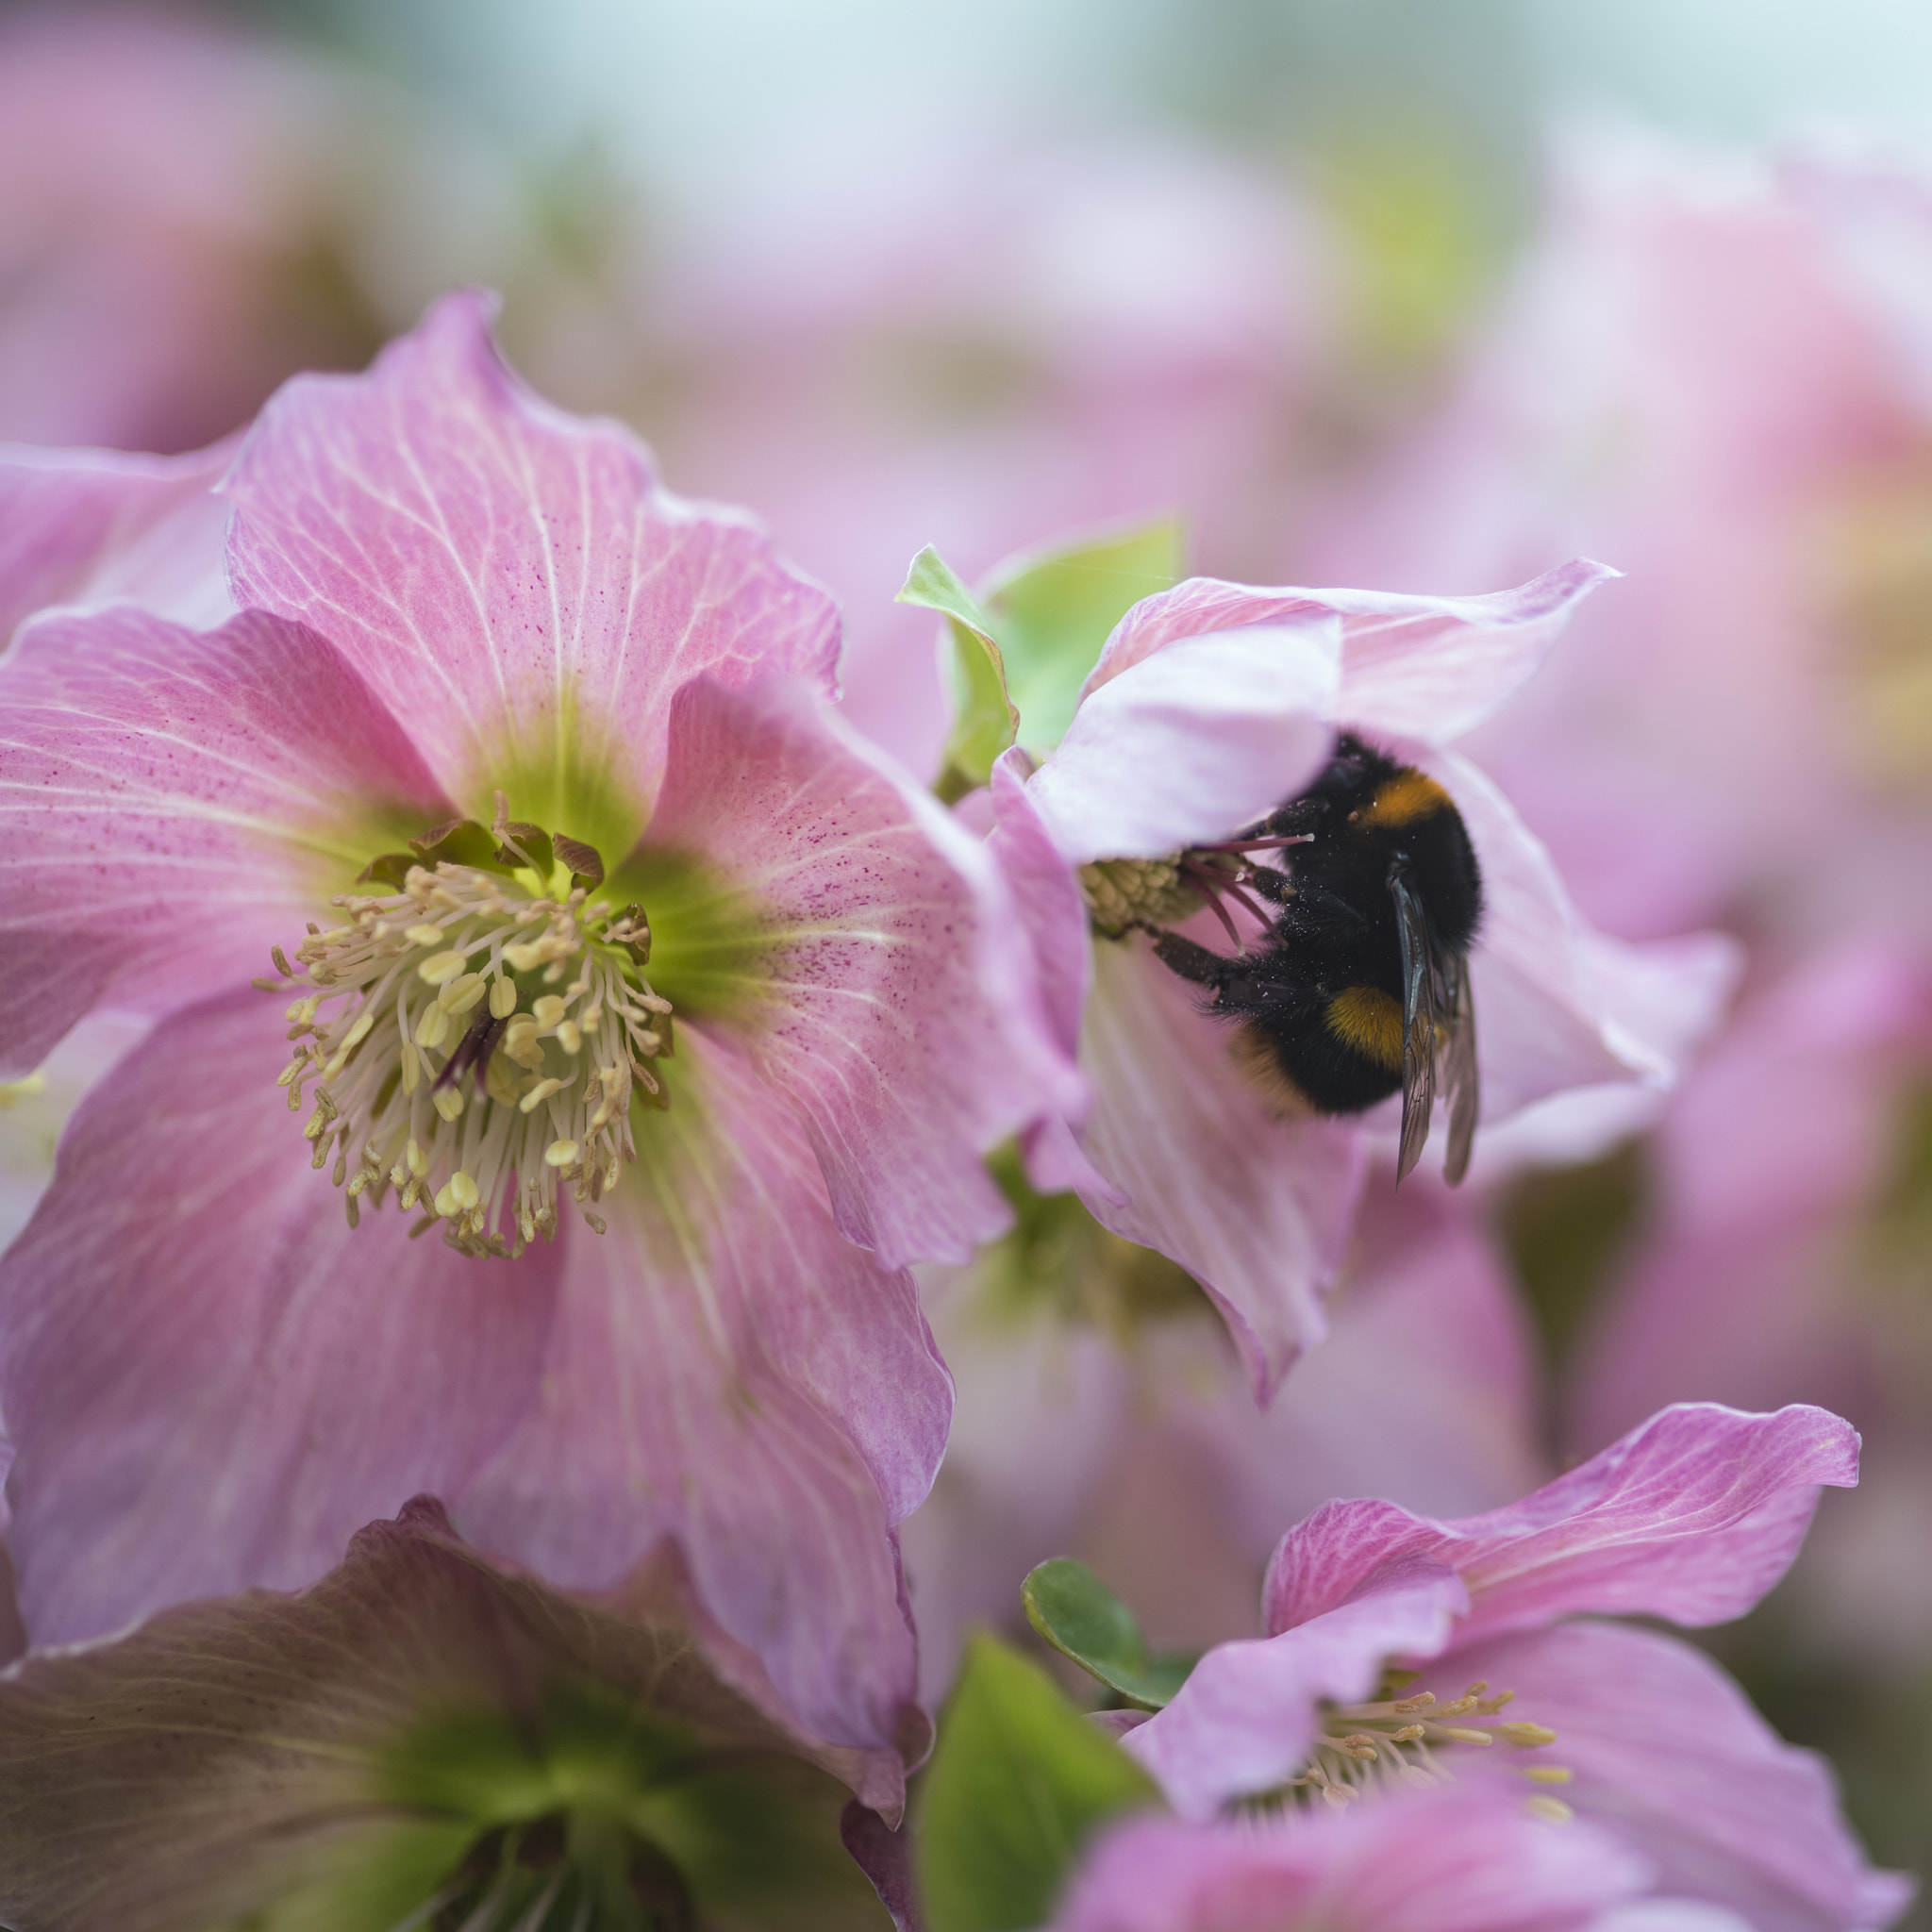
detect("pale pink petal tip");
top-left (1263, 1402), bottom-right (1860, 1643)
top-left (225, 290), bottom-right (841, 834)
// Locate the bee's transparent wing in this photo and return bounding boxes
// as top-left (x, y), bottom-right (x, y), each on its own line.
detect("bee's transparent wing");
top-left (1389, 867), bottom-right (1439, 1183)
top-left (1440, 951), bottom-right (1480, 1186)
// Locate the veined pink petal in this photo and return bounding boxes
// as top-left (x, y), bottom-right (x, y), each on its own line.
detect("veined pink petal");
top-left (0, 438), bottom-right (234, 647)
top-left (1083, 560), bottom-right (1616, 744)
top-left (225, 291), bottom-right (841, 840)
top-left (1443, 1623), bottom-right (1915, 1932)
top-left (0, 606), bottom-right (448, 1075)
top-left (1262, 1405), bottom-right (1860, 1643)
top-left (0, 991), bottom-right (558, 1644)
top-left (458, 1026), bottom-right (950, 1751)
top-left (1123, 1557), bottom-right (1469, 1818)
top-left (989, 746), bottom-right (1089, 1060)
top-left (640, 674), bottom-right (1076, 1270)
top-left (1054, 1792), bottom-right (1646, 1932)
top-left (1026, 622), bottom-right (1339, 863)
top-left (1074, 938), bottom-right (1367, 1397)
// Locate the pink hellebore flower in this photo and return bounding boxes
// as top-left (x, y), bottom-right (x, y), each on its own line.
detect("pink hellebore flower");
top-left (0, 293), bottom-right (1071, 1751)
top-left (1049, 1789), bottom-right (1724, 1932)
top-left (1122, 1404), bottom-right (1909, 1932)
top-left (991, 564), bottom-right (1738, 1392)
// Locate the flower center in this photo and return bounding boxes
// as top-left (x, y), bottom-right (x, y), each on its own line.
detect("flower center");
top-left (266, 834), bottom-right (670, 1259)
top-left (1282, 1673), bottom-right (1573, 1822)
top-left (1080, 833), bottom-right (1307, 945)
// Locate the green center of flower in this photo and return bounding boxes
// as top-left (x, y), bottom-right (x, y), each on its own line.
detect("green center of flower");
top-left (265, 808), bottom-right (671, 1258)
top-left (1281, 1672), bottom-right (1573, 1822)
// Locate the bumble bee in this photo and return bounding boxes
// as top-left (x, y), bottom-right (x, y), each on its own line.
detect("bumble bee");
top-left (1152, 732), bottom-right (1482, 1184)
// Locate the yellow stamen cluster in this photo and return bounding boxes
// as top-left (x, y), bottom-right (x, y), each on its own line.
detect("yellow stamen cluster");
top-left (267, 860), bottom-right (671, 1257)
top-left (1078, 857), bottom-right (1205, 939)
top-left (1274, 1677), bottom-right (1574, 1822)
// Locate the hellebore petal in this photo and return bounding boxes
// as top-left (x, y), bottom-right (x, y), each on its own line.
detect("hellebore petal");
top-left (1444, 1623), bottom-right (1916, 1932)
top-left (1122, 1557), bottom-right (1469, 1819)
top-left (0, 991), bottom-right (557, 1645)
top-left (1026, 620), bottom-right (1339, 863)
top-left (1074, 937), bottom-right (1368, 1395)
top-left (632, 673), bottom-right (1076, 1269)
top-left (457, 1025), bottom-right (951, 1751)
top-left (1083, 558), bottom-right (1618, 745)
top-left (1397, 745), bottom-right (1737, 1126)
top-left (0, 605), bottom-right (448, 1076)
top-left (1051, 1790), bottom-right (1648, 1932)
top-left (1262, 1404), bottom-right (1861, 1644)
top-left (225, 290), bottom-right (841, 850)
top-left (0, 437), bottom-right (234, 647)
top-left (0, 1498), bottom-right (896, 1932)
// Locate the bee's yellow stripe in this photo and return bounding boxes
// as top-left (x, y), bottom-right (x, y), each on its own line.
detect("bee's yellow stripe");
top-left (1324, 985), bottom-right (1404, 1071)
top-left (1359, 770), bottom-right (1450, 830)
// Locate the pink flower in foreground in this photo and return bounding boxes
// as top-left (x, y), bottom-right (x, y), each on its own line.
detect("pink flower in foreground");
top-left (991, 563), bottom-right (1738, 1392)
top-left (1122, 1404), bottom-right (1908, 1932)
top-left (1050, 1789), bottom-right (1701, 1932)
top-left (0, 293), bottom-right (1072, 1752)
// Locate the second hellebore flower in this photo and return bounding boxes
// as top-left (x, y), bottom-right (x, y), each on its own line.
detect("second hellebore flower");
top-left (0, 293), bottom-right (1071, 1751)
top-left (989, 565), bottom-right (1738, 1393)
top-left (1119, 1403), bottom-right (1908, 1932)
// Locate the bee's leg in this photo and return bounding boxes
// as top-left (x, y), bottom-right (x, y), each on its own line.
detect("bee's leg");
top-left (1153, 931), bottom-right (1233, 991)
top-left (1252, 795), bottom-right (1328, 840)
top-left (1243, 863), bottom-right (1293, 907)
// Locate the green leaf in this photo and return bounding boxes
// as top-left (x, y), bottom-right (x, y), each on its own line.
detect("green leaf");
top-left (1021, 1558), bottom-right (1194, 1710)
top-left (917, 1634), bottom-right (1161, 1932)
top-left (897, 545), bottom-right (1018, 805)
top-left (986, 521), bottom-right (1184, 755)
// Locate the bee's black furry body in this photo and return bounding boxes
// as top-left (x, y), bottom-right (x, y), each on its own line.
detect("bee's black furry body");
top-left (1157, 734), bottom-right (1483, 1122)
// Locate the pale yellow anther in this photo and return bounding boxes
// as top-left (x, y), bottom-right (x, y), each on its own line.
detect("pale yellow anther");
top-left (544, 1138), bottom-right (579, 1168)
top-left (1440, 1727), bottom-right (1492, 1746)
top-left (432, 1087), bottom-right (465, 1123)
top-left (520, 1077), bottom-right (563, 1113)
top-left (414, 1004), bottom-right (452, 1051)
top-left (418, 948), bottom-right (469, 986)
top-left (447, 1170), bottom-right (479, 1211)
top-left (489, 977), bottom-right (518, 1020)
top-left (1497, 1723), bottom-right (1558, 1748)
top-left (407, 1139), bottom-right (429, 1178)
top-left (1391, 1724), bottom-right (1426, 1741)
top-left (503, 939), bottom-right (548, 973)
top-left (484, 1055), bottom-right (521, 1107)
top-left (1524, 1796), bottom-right (1574, 1824)
top-left (400, 1041), bottom-right (421, 1095)
top-left (532, 994), bottom-right (568, 1029)
top-left (557, 1019), bottom-right (582, 1056)
top-left (406, 924), bottom-right (446, 947)
top-left (439, 972), bottom-right (488, 1017)
top-left (340, 1009), bottom-right (376, 1051)
top-left (1392, 1693), bottom-right (1436, 1713)
top-left (1524, 1767), bottom-right (1573, 1785)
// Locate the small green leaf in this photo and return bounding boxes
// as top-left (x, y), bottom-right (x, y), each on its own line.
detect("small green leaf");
top-left (917, 1634), bottom-right (1161, 1932)
top-left (986, 520), bottom-right (1184, 754)
top-left (1021, 1558), bottom-right (1194, 1710)
top-left (897, 545), bottom-right (1018, 804)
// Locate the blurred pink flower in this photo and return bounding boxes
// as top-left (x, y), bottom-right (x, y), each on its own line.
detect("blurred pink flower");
top-left (902, 1177), bottom-right (1550, 1706)
top-left (991, 561), bottom-right (1737, 1392)
top-left (0, 8), bottom-right (387, 454)
top-left (638, 135), bottom-right (1333, 779)
top-left (1121, 1403), bottom-right (1907, 1932)
top-left (1310, 132), bottom-right (1932, 954)
top-left (0, 293), bottom-right (1073, 1751)
top-left (1568, 943), bottom-right (1932, 1667)
top-left (1050, 1790), bottom-right (1685, 1932)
